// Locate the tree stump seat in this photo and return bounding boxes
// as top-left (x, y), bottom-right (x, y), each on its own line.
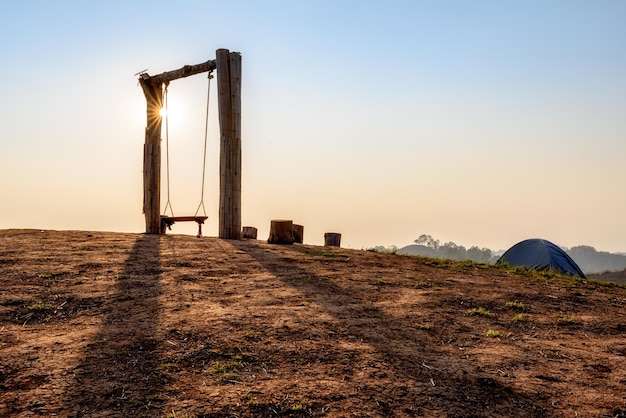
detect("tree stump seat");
top-left (324, 232), bottom-right (341, 247)
top-left (242, 226), bottom-right (258, 239)
top-left (268, 220), bottom-right (294, 244)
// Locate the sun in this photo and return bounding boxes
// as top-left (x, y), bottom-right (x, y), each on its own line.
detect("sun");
top-left (157, 97), bottom-right (183, 128)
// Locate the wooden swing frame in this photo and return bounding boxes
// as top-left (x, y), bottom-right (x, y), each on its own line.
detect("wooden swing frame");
top-left (138, 48), bottom-right (242, 239)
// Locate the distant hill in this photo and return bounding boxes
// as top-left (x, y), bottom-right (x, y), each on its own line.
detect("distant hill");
top-left (397, 243), bottom-right (495, 264)
top-left (567, 246), bottom-right (626, 274)
top-left (396, 244), bottom-right (439, 257)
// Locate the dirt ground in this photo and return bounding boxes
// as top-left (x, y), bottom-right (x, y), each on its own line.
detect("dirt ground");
top-left (1, 229), bottom-right (625, 417)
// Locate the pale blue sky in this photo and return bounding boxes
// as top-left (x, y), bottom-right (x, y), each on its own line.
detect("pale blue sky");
top-left (1, 1), bottom-right (625, 252)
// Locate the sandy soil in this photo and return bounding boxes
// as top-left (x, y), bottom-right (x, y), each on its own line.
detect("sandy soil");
top-left (1, 229), bottom-right (625, 417)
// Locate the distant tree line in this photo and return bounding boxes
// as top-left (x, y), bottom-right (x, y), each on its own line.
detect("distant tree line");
top-left (376, 234), bottom-right (626, 274)
top-left (410, 234), bottom-right (494, 263)
top-left (377, 234), bottom-right (494, 264)
top-left (567, 245), bottom-right (626, 274)
top-left (589, 268), bottom-right (626, 285)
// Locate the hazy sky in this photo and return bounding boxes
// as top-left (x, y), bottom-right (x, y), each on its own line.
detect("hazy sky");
top-left (1, 1), bottom-right (625, 252)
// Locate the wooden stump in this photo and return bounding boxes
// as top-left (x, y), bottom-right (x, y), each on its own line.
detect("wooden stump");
top-left (324, 232), bottom-right (341, 247)
top-left (292, 224), bottom-right (304, 244)
top-left (268, 220), bottom-right (294, 244)
top-left (241, 226), bottom-right (258, 239)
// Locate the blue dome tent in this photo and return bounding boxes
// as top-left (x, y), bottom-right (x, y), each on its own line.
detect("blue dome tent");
top-left (497, 239), bottom-right (586, 278)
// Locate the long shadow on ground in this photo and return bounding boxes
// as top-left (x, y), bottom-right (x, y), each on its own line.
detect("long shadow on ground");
top-left (62, 234), bottom-right (167, 416)
top-left (232, 240), bottom-right (554, 417)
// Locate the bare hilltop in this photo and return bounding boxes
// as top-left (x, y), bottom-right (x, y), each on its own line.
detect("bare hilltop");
top-left (1, 229), bottom-right (625, 417)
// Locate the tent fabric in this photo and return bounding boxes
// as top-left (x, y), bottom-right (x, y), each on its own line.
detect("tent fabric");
top-left (497, 238), bottom-right (586, 278)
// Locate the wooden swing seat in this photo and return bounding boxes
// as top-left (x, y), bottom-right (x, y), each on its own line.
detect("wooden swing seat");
top-left (160, 216), bottom-right (208, 237)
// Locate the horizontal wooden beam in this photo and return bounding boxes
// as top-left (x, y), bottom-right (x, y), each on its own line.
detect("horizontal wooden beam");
top-left (140, 59), bottom-right (217, 85)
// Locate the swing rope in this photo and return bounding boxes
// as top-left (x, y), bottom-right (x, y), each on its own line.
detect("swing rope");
top-left (162, 81), bottom-right (174, 217)
top-left (194, 70), bottom-right (213, 217)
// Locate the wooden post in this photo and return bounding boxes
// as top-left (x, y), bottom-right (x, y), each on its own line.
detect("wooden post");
top-left (268, 220), bottom-right (294, 244)
top-left (324, 233), bottom-right (341, 247)
top-left (217, 48), bottom-right (242, 239)
top-left (138, 77), bottom-right (163, 234)
top-left (293, 224), bottom-right (304, 244)
top-left (242, 226), bottom-right (258, 239)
